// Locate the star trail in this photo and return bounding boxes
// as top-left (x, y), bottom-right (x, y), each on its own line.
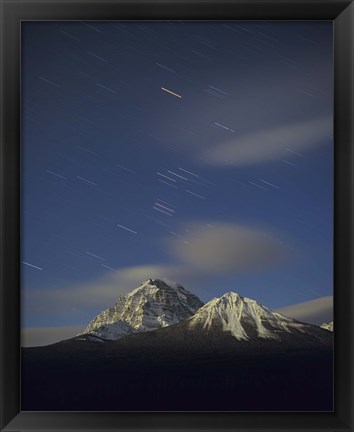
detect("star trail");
top-left (21, 21), bottom-right (333, 342)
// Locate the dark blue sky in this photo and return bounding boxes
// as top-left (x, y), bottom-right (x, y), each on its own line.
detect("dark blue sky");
top-left (21, 21), bottom-right (333, 332)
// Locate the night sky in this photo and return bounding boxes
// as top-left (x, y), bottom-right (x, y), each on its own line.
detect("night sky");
top-left (21, 21), bottom-right (333, 344)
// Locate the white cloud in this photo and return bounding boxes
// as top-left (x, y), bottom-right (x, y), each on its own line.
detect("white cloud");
top-left (276, 295), bottom-right (333, 325)
top-left (168, 222), bottom-right (289, 274)
top-left (200, 116), bottom-right (332, 167)
top-left (22, 265), bottom-right (194, 346)
top-left (23, 264), bottom-right (192, 317)
top-left (22, 325), bottom-right (85, 347)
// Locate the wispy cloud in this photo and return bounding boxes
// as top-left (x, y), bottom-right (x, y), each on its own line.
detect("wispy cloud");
top-left (22, 223), bottom-right (293, 328)
top-left (200, 116), bottom-right (332, 167)
top-left (22, 325), bottom-right (85, 347)
top-left (276, 295), bottom-right (333, 325)
top-left (23, 264), bottom-right (193, 318)
top-left (167, 222), bottom-right (290, 274)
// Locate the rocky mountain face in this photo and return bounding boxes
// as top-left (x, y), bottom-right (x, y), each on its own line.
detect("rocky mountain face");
top-left (184, 291), bottom-right (332, 346)
top-left (321, 321), bottom-right (334, 331)
top-left (188, 291), bottom-right (322, 341)
top-left (79, 280), bottom-right (332, 352)
top-left (110, 290), bottom-right (333, 354)
top-left (81, 278), bottom-right (204, 340)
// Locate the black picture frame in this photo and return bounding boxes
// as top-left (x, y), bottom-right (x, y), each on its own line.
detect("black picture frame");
top-left (1, 0), bottom-right (353, 430)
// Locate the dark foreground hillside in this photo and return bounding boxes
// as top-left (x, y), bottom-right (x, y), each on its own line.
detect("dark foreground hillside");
top-left (22, 339), bottom-right (333, 411)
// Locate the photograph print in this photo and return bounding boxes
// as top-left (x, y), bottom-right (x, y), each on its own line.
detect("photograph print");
top-left (21, 20), bottom-right (334, 411)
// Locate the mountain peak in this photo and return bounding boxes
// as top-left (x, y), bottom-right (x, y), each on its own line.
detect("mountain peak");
top-left (150, 278), bottom-right (173, 289)
top-left (136, 277), bottom-right (177, 289)
top-left (220, 291), bottom-right (242, 302)
top-left (129, 278), bottom-right (182, 297)
top-left (189, 291), bottom-right (299, 341)
top-left (321, 322), bottom-right (333, 331)
top-left (82, 279), bottom-right (204, 340)
top-left (210, 291), bottom-right (264, 310)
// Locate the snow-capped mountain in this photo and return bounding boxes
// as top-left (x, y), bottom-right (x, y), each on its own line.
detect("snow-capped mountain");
top-left (187, 291), bottom-right (326, 342)
top-left (82, 278), bottom-right (204, 340)
top-left (112, 290), bottom-right (333, 352)
top-left (321, 322), bottom-right (333, 331)
top-left (23, 284), bottom-right (333, 411)
top-left (81, 280), bottom-right (331, 347)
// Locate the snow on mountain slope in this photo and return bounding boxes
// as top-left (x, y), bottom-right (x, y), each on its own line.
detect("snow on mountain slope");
top-left (82, 279), bottom-right (204, 340)
top-left (188, 291), bottom-right (317, 341)
top-left (80, 280), bottom-right (330, 346)
top-left (321, 322), bottom-right (333, 331)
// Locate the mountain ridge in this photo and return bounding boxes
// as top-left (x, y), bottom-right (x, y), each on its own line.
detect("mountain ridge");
top-left (22, 279), bottom-right (333, 411)
top-left (77, 279), bottom-right (332, 350)
top-left (81, 278), bottom-right (204, 340)
top-left (321, 321), bottom-right (333, 331)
